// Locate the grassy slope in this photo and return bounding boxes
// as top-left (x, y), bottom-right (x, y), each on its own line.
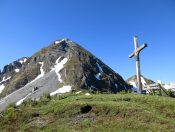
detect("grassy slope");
top-left (0, 93), bottom-right (175, 132)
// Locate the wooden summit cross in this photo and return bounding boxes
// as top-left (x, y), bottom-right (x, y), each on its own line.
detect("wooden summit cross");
top-left (129, 36), bottom-right (147, 94)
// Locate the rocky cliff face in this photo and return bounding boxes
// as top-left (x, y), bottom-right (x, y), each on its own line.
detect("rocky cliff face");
top-left (0, 38), bottom-right (128, 111)
top-left (0, 57), bottom-right (28, 93)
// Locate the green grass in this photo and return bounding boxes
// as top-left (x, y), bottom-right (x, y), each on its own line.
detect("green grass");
top-left (0, 93), bottom-right (175, 132)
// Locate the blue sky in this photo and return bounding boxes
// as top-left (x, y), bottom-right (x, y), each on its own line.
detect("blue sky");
top-left (0, 0), bottom-right (175, 83)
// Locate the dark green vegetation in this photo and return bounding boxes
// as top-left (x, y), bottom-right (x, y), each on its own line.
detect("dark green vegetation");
top-left (0, 93), bottom-right (175, 132)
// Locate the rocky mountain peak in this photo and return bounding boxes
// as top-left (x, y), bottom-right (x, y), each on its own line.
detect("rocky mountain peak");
top-left (54, 38), bottom-right (71, 44)
top-left (0, 57), bottom-right (28, 79)
top-left (0, 38), bottom-right (129, 112)
top-left (126, 75), bottom-right (155, 92)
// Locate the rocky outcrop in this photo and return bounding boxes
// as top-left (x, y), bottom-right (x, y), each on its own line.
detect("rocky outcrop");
top-left (0, 57), bottom-right (28, 94)
top-left (0, 57), bottom-right (28, 77)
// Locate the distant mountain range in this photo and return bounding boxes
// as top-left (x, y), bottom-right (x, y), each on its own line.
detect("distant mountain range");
top-left (127, 75), bottom-right (175, 93)
top-left (0, 38), bottom-right (129, 111)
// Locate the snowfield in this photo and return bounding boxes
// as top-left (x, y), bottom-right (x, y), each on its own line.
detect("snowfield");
top-left (0, 84), bottom-right (5, 93)
top-left (16, 93), bottom-right (31, 106)
top-left (51, 57), bottom-right (68, 83)
top-left (50, 85), bottom-right (72, 96)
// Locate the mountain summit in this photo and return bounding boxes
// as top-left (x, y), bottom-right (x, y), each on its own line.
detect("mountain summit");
top-left (126, 75), bottom-right (155, 92)
top-left (127, 75), bottom-right (155, 88)
top-left (0, 38), bottom-right (128, 111)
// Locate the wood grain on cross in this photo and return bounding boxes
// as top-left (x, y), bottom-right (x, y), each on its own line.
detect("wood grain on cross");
top-left (129, 36), bottom-right (147, 94)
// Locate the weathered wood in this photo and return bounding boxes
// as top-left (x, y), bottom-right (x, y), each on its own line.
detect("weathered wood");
top-left (143, 83), bottom-right (162, 96)
top-left (129, 36), bottom-right (147, 94)
top-left (129, 44), bottom-right (147, 58)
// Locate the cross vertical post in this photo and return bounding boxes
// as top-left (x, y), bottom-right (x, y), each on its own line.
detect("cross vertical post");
top-left (129, 36), bottom-right (147, 94)
top-left (134, 37), bottom-right (142, 93)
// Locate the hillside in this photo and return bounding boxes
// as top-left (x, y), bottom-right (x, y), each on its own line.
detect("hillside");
top-left (0, 93), bottom-right (175, 132)
top-left (0, 38), bottom-right (128, 112)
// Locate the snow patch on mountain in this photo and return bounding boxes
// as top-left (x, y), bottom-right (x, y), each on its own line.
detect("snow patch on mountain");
top-left (51, 57), bottom-right (68, 83)
top-left (30, 62), bottom-right (44, 83)
top-left (15, 69), bottom-right (20, 73)
top-left (50, 85), bottom-right (72, 96)
top-left (54, 38), bottom-right (71, 44)
top-left (141, 77), bottom-right (146, 86)
top-left (95, 63), bottom-right (103, 80)
top-left (76, 91), bottom-right (82, 94)
top-left (16, 93), bottom-right (31, 106)
top-left (55, 40), bottom-right (64, 44)
top-left (129, 77), bottom-right (147, 88)
top-left (85, 93), bottom-right (91, 96)
top-left (97, 63), bottom-right (103, 72)
top-left (95, 73), bottom-right (101, 80)
top-left (0, 84), bottom-right (5, 93)
top-left (19, 58), bottom-right (27, 64)
top-left (129, 81), bottom-right (139, 92)
top-left (129, 81), bottom-right (137, 88)
top-left (0, 76), bottom-right (11, 84)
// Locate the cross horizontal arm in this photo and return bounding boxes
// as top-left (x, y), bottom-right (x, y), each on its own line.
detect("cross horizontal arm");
top-left (128, 43), bottom-right (147, 58)
top-left (137, 43), bottom-right (147, 53)
top-left (129, 52), bottom-right (135, 58)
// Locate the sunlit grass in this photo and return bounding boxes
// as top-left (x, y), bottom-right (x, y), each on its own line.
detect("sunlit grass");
top-left (0, 93), bottom-right (175, 132)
